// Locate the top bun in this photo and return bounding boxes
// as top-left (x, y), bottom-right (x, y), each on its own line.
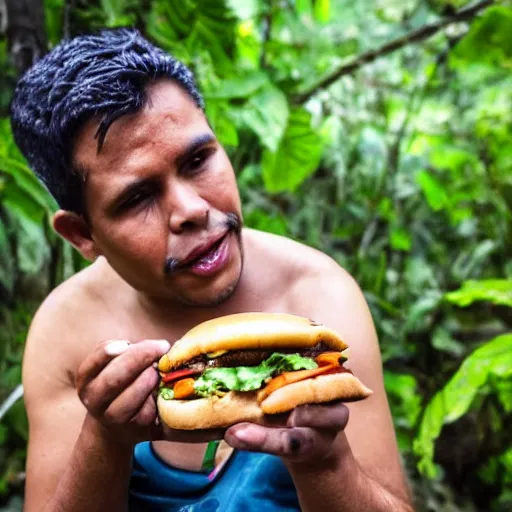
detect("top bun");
top-left (158, 312), bottom-right (347, 372)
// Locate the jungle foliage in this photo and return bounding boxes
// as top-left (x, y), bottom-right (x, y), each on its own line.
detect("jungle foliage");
top-left (0, 1), bottom-right (511, 510)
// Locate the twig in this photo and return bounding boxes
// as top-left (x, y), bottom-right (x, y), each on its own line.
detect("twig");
top-left (0, 384), bottom-right (24, 421)
top-left (0, 0), bottom-right (8, 35)
top-left (63, 0), bottom-right (75, 40)
top-left (293, 0), bottom-right (495, 104)
top-left (259, 2), bottom-right (273, 68)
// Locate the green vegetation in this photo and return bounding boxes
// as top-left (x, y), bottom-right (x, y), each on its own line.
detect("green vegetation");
top-left (1, 1), bottom-right (511, 510)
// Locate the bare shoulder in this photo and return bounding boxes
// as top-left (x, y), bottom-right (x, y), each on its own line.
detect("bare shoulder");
top-left (245, 228), bottom-right (361, 306)
top-left (244, 228), bottom-right (345, 279)
top-left (278, 235), bottom-right (379, 361)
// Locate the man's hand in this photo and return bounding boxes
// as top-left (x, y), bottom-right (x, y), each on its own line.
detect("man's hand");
top-left (75, 339), bottom-right (170, 446)
top-left (224, 402), bottom-right (350, 464)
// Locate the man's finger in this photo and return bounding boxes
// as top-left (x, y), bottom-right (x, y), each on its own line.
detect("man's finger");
top-left (101, 366), bottom-right (159, 423)
top-left (76, 339), bottom-right (131, 389)
top-left (79, 340), bottom-right (169, 414)
top-left (76, 339), bottom-right (169, 391)
top-left (287, 402), bottom-right (349, 430)
top-left (224, 424), bottom-right (335, 461)
top-left (129, 391), bottom-right (158, 428)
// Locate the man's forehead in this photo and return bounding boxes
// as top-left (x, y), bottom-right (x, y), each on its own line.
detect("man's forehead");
top-left (73, 80), bottom-right (207, 172)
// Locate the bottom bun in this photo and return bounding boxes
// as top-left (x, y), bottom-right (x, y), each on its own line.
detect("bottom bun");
top-left (157, 391), bottom-right (265, 430)
top-left (157, 373), bottom-right (372, 430)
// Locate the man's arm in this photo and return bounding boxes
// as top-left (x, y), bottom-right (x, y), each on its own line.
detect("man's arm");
top-left (22, 300), bottom-right (170, 512)
top-left (225, 258), bottom-right (414, 511)
top-left (309, 264), bottom-right (413, 507)
top-left (284, 431), bottom-right (413, 512)
top-left (25, 393), bottom-right (134, 512)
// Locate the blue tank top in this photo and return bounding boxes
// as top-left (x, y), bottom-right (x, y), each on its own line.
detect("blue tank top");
top-left (129, 442), bottom-right (301, 512)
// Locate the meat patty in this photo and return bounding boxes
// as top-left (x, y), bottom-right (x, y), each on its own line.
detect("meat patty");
top-left (178, 342), bottom-right (332, 372)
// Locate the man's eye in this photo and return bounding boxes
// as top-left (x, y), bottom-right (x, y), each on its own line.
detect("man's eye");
top-left (185, 148), bottom-right (214, 173)
top-left (121, 190), bottom-right (152, 210)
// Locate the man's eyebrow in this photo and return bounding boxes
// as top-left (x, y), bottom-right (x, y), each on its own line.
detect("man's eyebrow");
top-left (176, 133), bottom-right (216, 168)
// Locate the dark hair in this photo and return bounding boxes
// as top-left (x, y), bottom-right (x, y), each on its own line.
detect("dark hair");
top-left (10, 28), bottom-right (204, 214)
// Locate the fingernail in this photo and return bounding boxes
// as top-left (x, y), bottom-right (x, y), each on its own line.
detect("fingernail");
top-left (233, 425), bottom-right (264, 444)
top-left (105, 340), bottom-right (130, 356)
top-left (233, 427), bottom-right (251, 443)
top-left (150, 339), bottom-right (171, 353)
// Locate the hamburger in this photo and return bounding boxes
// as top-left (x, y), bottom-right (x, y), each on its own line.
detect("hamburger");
top-left (157, 312), bottom-right (372, 430)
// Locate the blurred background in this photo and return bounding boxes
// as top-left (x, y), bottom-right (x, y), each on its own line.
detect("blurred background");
top-left (0, 0), bottom-right (511, 510)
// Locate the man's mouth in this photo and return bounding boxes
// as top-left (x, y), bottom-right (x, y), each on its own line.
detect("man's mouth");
top-left (180, 231), bottom-right (229, 267)
top-left (164, 211), bottom-right (243, 278)
top-left (166, 230), bottom-right (232, 277)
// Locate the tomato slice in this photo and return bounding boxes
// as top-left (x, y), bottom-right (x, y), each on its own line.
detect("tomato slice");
top-left (162, 368), bottom-right (202, 384)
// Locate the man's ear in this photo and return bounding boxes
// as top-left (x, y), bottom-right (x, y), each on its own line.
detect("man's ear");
top-left (52, 210), bottom-right (101, 261)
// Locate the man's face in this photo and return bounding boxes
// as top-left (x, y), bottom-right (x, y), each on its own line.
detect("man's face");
top-left (73, 80), bottom-right (244, 307)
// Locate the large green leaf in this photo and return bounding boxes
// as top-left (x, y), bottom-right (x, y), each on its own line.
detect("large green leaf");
top-left (445, 279), bottom-right (512, 308)
top-left (240, 85), bottom-right (289, 152)
top-left (2, 183), bottom-right (46, 225)
top-left (0, 121), bottom-right (57, 217)
top-left (147, 0), bottom-right (238, 75)
top-left (15, 215), bottom-right (51, 276)
top-left (0, 158), bottom-right (58, 215)
top-left (451, 6), bottom-right (512, 69)
top-left (203, 71), bottom-right (268, 99)
top-left (495, 378), bottom-right (512, 414)
top-left (414, 334), bottom-right (512, 478)
top-left (205, 101), bottom-right (239, 147)
top-left (262, 107), bottom-right (324, 193)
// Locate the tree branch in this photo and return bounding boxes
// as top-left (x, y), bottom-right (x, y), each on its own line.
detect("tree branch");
top-left (293, 0), bottom-right (495, 105)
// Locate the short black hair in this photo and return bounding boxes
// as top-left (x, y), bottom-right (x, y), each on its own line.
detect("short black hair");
top-left (10, 28), bottom-right (204, 214)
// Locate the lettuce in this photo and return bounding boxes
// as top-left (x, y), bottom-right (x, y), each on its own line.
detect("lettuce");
top-left (193, 352), bottom-right (318, 397)
top-left (159, 387), bottom-right (175, 400)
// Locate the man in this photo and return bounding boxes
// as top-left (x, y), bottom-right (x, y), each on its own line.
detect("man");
top-left (11, 29), bottom-right (414, 511)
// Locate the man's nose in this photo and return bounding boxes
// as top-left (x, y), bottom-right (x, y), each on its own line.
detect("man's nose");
top-left (167, 182), bottom-right (209, 233)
